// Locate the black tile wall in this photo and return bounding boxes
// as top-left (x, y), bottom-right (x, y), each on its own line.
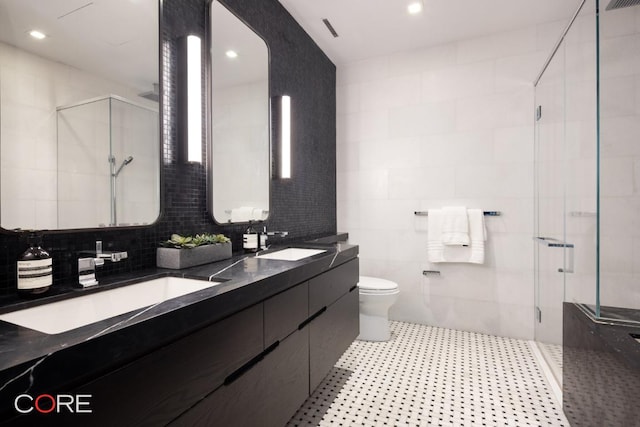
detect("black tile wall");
top-left (221, 0), bottom-right (337, 241)
top-left (0, 0), bottom-right (336, 302)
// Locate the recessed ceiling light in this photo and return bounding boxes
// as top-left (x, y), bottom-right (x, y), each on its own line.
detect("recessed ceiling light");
top-left (408, 2), bottom-right (423, 14)
top-left (225, 50), bottom-right (238, 59)
top-left (29, 30), bottom-right (46, 40)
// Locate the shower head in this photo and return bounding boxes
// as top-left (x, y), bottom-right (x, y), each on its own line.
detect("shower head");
top-left (606, 0), bottom-right (640, 10)
top-left (114, 156), bottom-right (134, 177)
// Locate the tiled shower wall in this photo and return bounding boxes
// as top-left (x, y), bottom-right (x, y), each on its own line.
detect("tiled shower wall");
top-left (598, 6), bottom-right (640, 311)
top-left (56, 98), bottom-right (160, 228)
top-left (0, 0), bottom-right (336, 301)
top-left (337, 22), bottom-right (567, 340)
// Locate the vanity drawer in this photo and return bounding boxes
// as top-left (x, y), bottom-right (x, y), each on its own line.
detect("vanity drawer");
top-left (73, 303), bottom-right (263, 427)
top-left (264, 281), bottom-right (308, 346)
top-left (309, 286), bottom-right (359, 393)
top-left (171, 327), bottom-right (309, 427)
top-left (309, 258), bottom-right (359, 314)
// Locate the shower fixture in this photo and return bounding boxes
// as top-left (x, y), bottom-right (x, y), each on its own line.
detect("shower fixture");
top-left (109, 155), bottom-right (134, 226)
top-left (112, 155), bottom-right (134, 178)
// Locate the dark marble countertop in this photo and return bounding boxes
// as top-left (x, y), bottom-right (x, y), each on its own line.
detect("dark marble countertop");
top-left (0, 238), bottom-right (358, 415)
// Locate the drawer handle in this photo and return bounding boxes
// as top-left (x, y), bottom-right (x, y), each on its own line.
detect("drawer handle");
top-left (263, 340), bottom-right (279, 356)
top-left (224, 354), bottom-right (262, 386)
top-left (298, 306), bottom-right (327, 330)
top-left (223, 341), bottom-right (280, 386)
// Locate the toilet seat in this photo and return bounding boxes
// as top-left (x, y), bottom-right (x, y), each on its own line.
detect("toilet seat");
top-left (360, 287), bottom-right (399, 295)
top-left (358, 276), bottom-right (399, 295)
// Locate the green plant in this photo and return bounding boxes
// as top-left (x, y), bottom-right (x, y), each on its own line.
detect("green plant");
top-left (160, 233), bottom-right (230, 249)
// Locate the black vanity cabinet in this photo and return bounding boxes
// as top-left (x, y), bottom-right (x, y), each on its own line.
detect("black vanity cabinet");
top-left (308, 259), bottom-right (359, 393)
top-left (173, 258), bottom-right (359, 426)
top-left (74, 304), bottom-right (265, 427)
top-left (173, 282), bottom-right (311, 427)
top-left (4, 258), bottom-right (359, 427)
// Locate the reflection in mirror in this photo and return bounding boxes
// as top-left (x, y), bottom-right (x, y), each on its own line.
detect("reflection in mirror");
top-left (57, 96), bottom-right (158, 228)
top-left (0, 0), bottom-right (160, 230)
top-left (210, 1), bottom-right (269, 224)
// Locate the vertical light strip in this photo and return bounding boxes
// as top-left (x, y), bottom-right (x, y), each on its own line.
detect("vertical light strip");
top-left (187, 35), bottom-right (202, 163)
top-left (281, 95), bottom-right (291, 178)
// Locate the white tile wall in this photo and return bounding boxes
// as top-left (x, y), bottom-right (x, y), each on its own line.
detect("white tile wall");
top-left (111, 99), bottom-right (160, 226)
top-left (339, 6), bottom-right (640, 337)
top-left (337, 24), bottom-right (558, 340)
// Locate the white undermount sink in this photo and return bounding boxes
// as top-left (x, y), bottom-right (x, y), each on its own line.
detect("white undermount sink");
top-left (256, 248), bottom-right (327, 261)
top-left (0, 277), bottom-right (220, 335)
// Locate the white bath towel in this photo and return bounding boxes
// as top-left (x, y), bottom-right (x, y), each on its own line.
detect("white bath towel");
top-left (466, 209), bottom-right (486, 264)
top-left (251, 208), bottom-right (265, 221)
top-left (230, 206), bottom-right (254, 222)
top-left (427, 209), bottom-right (446, 263)
top-left (441, 206), bottom-right (470, 245)
top-left (428, 208), bottom-right (486, 264)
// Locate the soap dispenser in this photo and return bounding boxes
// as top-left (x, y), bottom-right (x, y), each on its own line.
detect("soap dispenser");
top-left (17, 231), bottom-right (52, 295)
top-left (243, 223), bottom-right (258, 253)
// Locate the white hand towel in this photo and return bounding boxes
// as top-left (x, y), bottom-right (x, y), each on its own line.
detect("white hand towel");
top-left (427, 209), bottom-right (446, 263)
top-left (230, 206), bottom-right (254, 222)
top-left (252, 208), bottom-right (265, 221)
top-left (467, 209), bottom-right (486, 264)
top-left (441, 206), bottom-right (470, 245)
top-left (430, 208), bottom-right (486, 264)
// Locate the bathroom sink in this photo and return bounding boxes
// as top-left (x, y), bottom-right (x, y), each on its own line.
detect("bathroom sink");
top-left (256, 248), bottom-right (327, 261)
top-left (0, 277), bottom-right (221, 334)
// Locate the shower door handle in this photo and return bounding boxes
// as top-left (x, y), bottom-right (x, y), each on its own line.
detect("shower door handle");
top-left (533, 237), bottom-right (574, 273)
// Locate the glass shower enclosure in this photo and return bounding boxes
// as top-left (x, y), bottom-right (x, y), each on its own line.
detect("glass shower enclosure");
top-left (534, 0), bottom-right (640, 385)
top-left (57, 95), bottom-right (159, 228)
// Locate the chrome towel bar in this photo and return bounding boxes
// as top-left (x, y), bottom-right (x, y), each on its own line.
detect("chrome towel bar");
top-left (414, 211), bottom-right (501, 216)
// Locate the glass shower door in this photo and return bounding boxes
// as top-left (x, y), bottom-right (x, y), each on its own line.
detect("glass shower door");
top-left (534, 45), bottom-right (567, 385)
top-left (533, 0), bottom-right (598, 386)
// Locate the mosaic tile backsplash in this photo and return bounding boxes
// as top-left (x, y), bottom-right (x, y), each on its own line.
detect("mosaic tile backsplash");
top-left (0, 0), bottom-right (336, 301)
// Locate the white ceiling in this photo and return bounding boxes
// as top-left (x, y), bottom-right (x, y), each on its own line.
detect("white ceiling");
top-left (211, 1), bottom-right (269, 89)
top-left (277, 0), bottom-right (582, 65)
top-left (0, 0), bottom-right (582, 93)
top-left (0, 0), bottom-right (158, 93)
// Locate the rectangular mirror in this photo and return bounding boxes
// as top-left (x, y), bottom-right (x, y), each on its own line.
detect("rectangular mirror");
top-left (209, 0), bottom-right (270, 224)
top-left (0, 0), bottom-right (160, 230)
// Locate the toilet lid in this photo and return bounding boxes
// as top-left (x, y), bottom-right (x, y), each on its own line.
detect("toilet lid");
top-left (358, 276), bottom-right (398, 292)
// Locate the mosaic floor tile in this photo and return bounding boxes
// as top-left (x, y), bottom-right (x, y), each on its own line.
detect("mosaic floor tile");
top-left (288, 321), bottom-right (568, 427)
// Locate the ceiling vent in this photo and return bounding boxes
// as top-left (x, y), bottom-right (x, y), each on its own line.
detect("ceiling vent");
top-left (58, 2), bottom-right (94, 19)
top-left (606, 0), bottom-right (640, 10)
top-left (322, 19), bottom-right (339, 38)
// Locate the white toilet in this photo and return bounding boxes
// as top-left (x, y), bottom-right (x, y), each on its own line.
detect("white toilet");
top-left (357, 276), bottom-right (399, 341)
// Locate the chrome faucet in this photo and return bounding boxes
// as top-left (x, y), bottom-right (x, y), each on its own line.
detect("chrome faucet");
top-left (78, 247), bottom-right (128, 287)
top-left (95, 251), bottom-right (128, 262)
top-left (258, 228), bottom-right (289, 250)
top-left (267, 230), bottom-right (289, 237)
top-left (78, 257), bottom-right (104, 287)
